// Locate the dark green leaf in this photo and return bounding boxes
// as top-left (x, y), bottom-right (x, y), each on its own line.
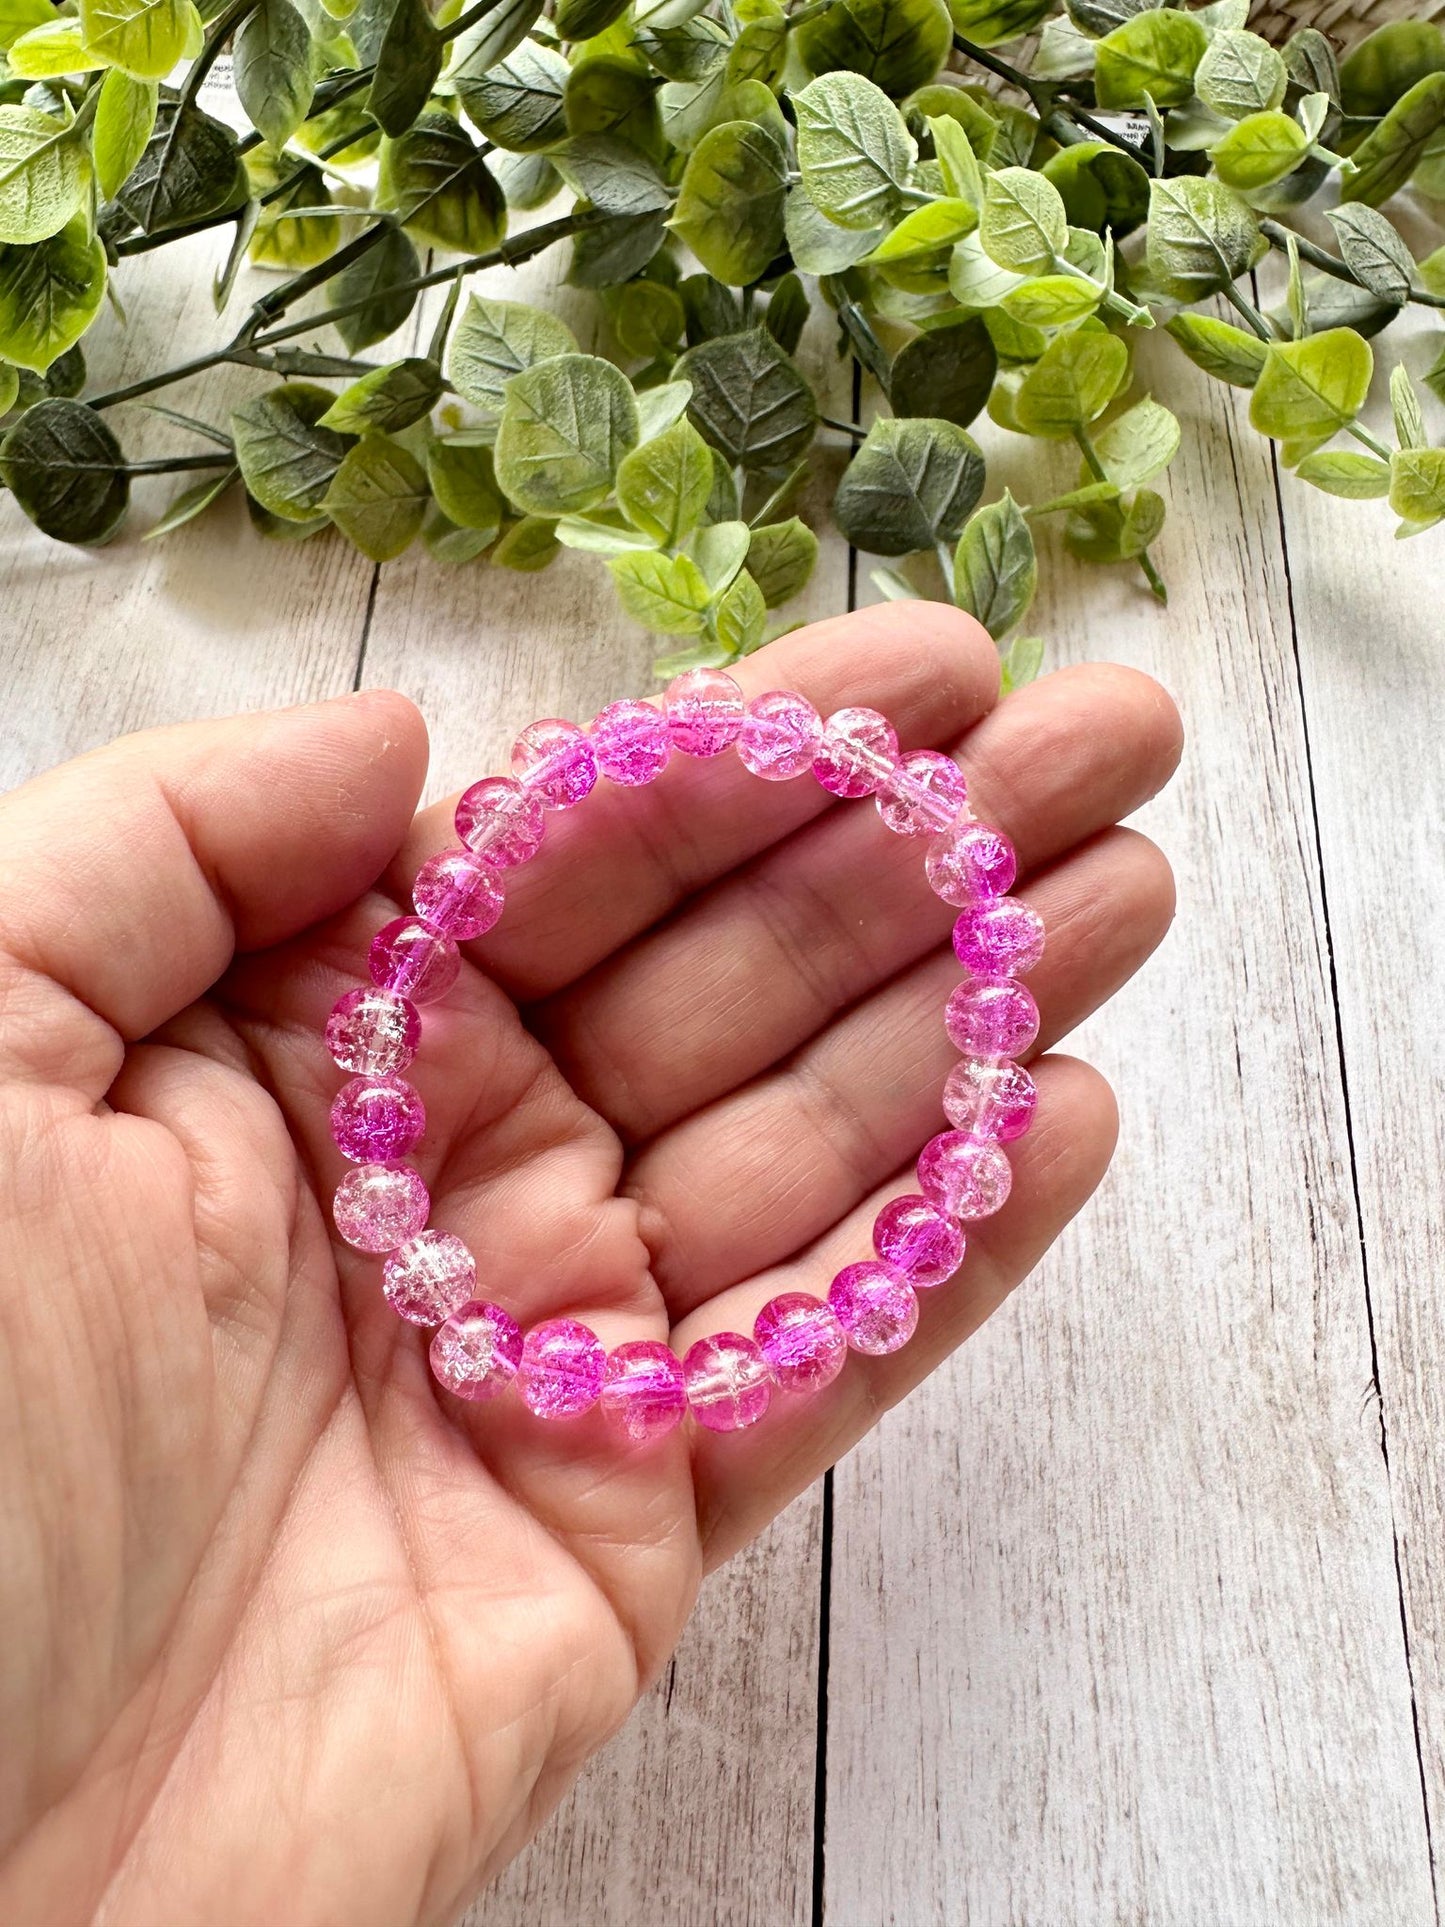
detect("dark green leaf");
top-left (763, 273), bottom-right (808, 357)
top-left (795, 0), bottom-right (952, 100)
top-left (953, 490), bottom-right (1035, 638)
top-left (449, 292), bottom-right (578, 422)
top-left (889, 313), bottom-right (996, 429)
top-left (1284, 28), bottom-right (1340, 107)
top-left (569, 209), bottom-right (668, 286)
top-left (1325, 203), bottom-right (1415, 304)
top-left (0, 216), bottom-right (105, 372)
top-left (493, 351), bottom-right (639, 513)
top-left (324, 432), bottom-right (429, 559)
top-left (1165, 310), bottom-right (1267, 386)
top-left (671, 120), bottom-right (786, 285)
top-left (491, 149), bottom-right (562, 210)
top-left (676, 325), bottom-right (817, 470)
top-left (368, 0), bottom-right (441, 139)
top-left (1339, 20), bottom-right (1445, 119)
top-left (612, 278), bottom-right (686, 359)
top-left (426, 434), bottom-right (502, 530)
top-left (637, 17), bottom-right (729, 82)
top-left (833, 414), bottom-right (985, 553)
top-left (746, 517), bottom-right (817, 607)
top-left (329, 224), bottom-right (420, 351)
top-left (43, 342), bottom-right (83, 396)
top-left (236, 0), bottom-right (315, 148)
top-left (941, 0), bottom-right (1052, 52)
top-left (144, 464), bottom-right (239, 539)
top-left (423, 507), bottom-right (494, 563)
top-left (1041, 139), bottom-right (1149, 237)
top-left (554, 133), bottom-right (672, 215)
top-left (231, 381), bottom-right (349, 520)
top-left (1340, 72), bottom-right (1445, 205)
top-left (319, 357), bottom-right (441, 434)
top-left (554, 0), bottom-right (630, 38)
top-left (444, 0), bottom-right (545, 94)
top-left (726, 13), bottom-right (787, 89)
top-left (457, 39), bottom-right (570, 150)
top-left (1, 396), bottom-right (128, 541)
top-left (116, 103), bottom-right (240, 236)
top-left (377, 111), bottom-right (505, 251)
top-left (492, 513), bottom-right (559, 569)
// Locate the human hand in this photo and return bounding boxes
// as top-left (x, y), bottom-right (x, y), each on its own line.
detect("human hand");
top-left (0, 607), bottom-right (1180, 1926)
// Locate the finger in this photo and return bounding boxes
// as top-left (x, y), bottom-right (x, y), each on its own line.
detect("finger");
top-left (394, 602), bottom-right (1001, 1001)
top-left (0, 693), bottom-right (429, 1096)
top-left (536, 663), bottom-right (1182, 1140)
top-left (627, 826), bottom-right (1173, 1316)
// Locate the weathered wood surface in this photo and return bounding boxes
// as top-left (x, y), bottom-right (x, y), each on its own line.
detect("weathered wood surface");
top-left (1, 226), bottom-right (1441, 1927)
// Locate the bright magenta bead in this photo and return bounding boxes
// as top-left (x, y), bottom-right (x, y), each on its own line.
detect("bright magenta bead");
top-left (952, 897), bottom-right (1045, 977)
top-left (430, 1300), bottom-right (523, 1401)
top-left (512, 718), bottom-right (599, 809)
top-left (872, 1194), bottom-right (965, 1286)
top-left (828, 1262), bottom-right (918, 1355)
top-left (455, 776), bottom-right (545, 867)
top-left (917, 1132), bottom-right (1013, 1220)
top-left (944, 978), bottom-right (1040, 1058)
top-left (333, 1162), bottom-right (430, 1254)
top-left (330, 1074), bottom-right (426, 1163)
top-left (518, 1317), bottom-right (605, 1418)
top-left (369, 916), bottom-right (459, 1004)
top-left (754, 1292), bottom-right (846, 1394)
top-left (925, 821), bottom-right (1017, 906)
top-left (665, 667), bottom-right (745, 757)
top-left (737, 689), bottom-right (823, 780)
top-left (383, 1230), bottom-right (477, 1325)
top-left (412, 848), bottom-right (505, 940)
top-left (325, 986), bottom-right (420, 1075)
top-left (813, 706), bottom-right (899, 797)
top-left (600, 1339), bottom-right (687, 1441)
top-left (876, 750), bottom-right (969, 836)
top-left (943, 1058), bottom-right (1038, 1143)
top-left (683, 1332), bottom-right (773, 1431)
top-left (590, 698), bottom-right (670, 785)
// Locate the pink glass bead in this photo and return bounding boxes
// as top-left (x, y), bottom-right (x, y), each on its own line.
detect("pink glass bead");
top-left (330, 1073), bottom-right (426, 1163)
top-left (590, 698), bottom-right (670, 785)
top-left (369, 915), bottom-right (459, 1004)
top-left (683, 1332), bottom-right (773, 1432)
top-left (828, 1262), bottom-right (919, 1355)
top-left (753, 1292), bottom-right (846, 1395)
top-left (876, 749), bottom-right (969, 837)
top-left (952, 897), bottom-right (1045, 977)
top-left (917, 1131), bottom-right (1013, 1220)
top-left (325, 986), bottom-right (420, 1075)
top-left (430, 1300), bottom-right (523, 1401)
top-left (945, 978), bottom-right (1040, 1058)
top-left (412, 847), bottom-right (505, 941)
top-left (455, 775), bottom-right (545, 868)
top-left (737, 688), bottom-right (823, 780)
top-left (517, 1317), bottom-right (605, 1419)
top-left (600, 1339), bottom-right (687, 1442)
top-left (332, 1162), bottom-right (430, 1254)
top-left (925, 820), bottom-right (1017, 905)
top-left (812, 706), bottom-right (899, 798)
top-left (943, 1057), bottom-right (1038, 1143)
top-left (512, 718), bottom-right (599, 809)
top-left (872, 1194), bottom-right (965, 1287)
top-left (665, 667), bottom-right (745, 757)
top-left (383, 1229), bottom-right (477, 1325)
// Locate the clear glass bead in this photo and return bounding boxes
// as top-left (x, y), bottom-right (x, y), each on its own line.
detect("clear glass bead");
top-left (943, 1058), bottom-right (1038, 1143)
top-left (813, 706), bottom-right (899, 798)
top-left (665, 667), bottom-right (745, 757)
top-left (383, 1230), bottom-right (477, 1325)
top-left (737, 689), bottom-right (823, 781)
top-left (325, 986), bottom-right (420, 1076)
top-left (952, 897), bottom-right (1045, 977)
top-left (455, 776), bottom-right (546, 868)
top-left (412, 848), bottom-right (505, 941)
top-left (333, 1162), bottom-right (430, 1254)
top-left (917, 1132), bottom-right (1013, 1221)
top-left (683, 1332), bottom-right (773, 1431)
top-left (517, 1317), bottom-right (605, 1419)
top-left (753, 1292), bottom-right (847, 1394)
top-left (430, 1300), bottom-right (523, 1401)
top-left (512, 718), bottom-right (599, 809)
top-left (827, 1262), bottom-right (918, 1354)
top-left (944, 978), bottom-right (1040, 1058)
top-left (924, 821), bottom-right (1017, 906)
top-left (876, 750), bottom-right (969, 836)
top-left (600, 1339), bottom-right (687, 1442)
top-left (872, 1194), bottom-right (965, 1286)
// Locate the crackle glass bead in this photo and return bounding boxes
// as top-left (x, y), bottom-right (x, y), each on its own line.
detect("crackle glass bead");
top-left (753, 1292), bottom-right (846, 1395)
top-left (813, 706), bottom-right (899, 798)
top-left (383, 1230), bottom-right (477, 1326)
top-left (925, 821), bottom-right (1017, 906)
top-left (333, 1162), bottom-right (430, 1254)
top-left (683, 1332), bottom-right (773, 1432)
top-left (600, 1339), bottom-right (687, 1442)
top-left (917, 1132), bottom-right (1013, 1221)
top-left (412, 848), bottom-right (505, 941)
top-left (828, 1262), bottom-right (919, 1355)
top-left (876, 750), bottom-right (969, 837)
top-left (591, 699), bottom-right (670, 786)
top-left (512, 718), bottom-right (599, 809)
top-left (943, 1057), bottom-right (1038, 1144)
top-left (369, 916), bottom-right (459, 1005)
top-left (518, 1317), bottom-right (606, 1419)
top-left (430, 1300), bottom-right (522, 1402)
top-left (455, 776), bottom-right (546, 868)
top-left (665, 667), bottom-right (745, 757)
top-left (952, 897), bottom-right (1045, 978)
top-left (325, 986), bottom-right (420, 1076)
top-left (945, 978), bottom-right (1040, 1058)
top-left (330, 1074), bottom-right (426, 1164)
top-left (737, 689), bottom-right (823, 781)
top-left (872, 1194), bottom-right (965, 1287)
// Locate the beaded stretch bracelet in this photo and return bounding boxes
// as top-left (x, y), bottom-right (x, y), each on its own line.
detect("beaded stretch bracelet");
top-left (323, 668), bottom-right (1044, 1441)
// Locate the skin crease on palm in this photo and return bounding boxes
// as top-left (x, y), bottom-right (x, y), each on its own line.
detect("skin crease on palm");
top-left (0, 604), bottom-right (1181, 1927)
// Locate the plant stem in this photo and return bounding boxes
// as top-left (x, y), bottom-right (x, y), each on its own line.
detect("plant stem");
top-left (951, 31), bottom-right (1153, 171)
top-left (1073, 423), bottom-right (1168, 603)
top-left (1221, 279), bottom-right (1275, 340)
top-left (820, 414), bottom-right (866, 439)
top-left (1345, 419), bottom-right (1393, 461)
top-left (1259, 216), bottom-right (1445, 313)
top-left (934, 537), bottom-right (956, 599)
top-left (124, 453), bottom-right (238, 474)
top-left (181, 0), bottom-right (258, 108)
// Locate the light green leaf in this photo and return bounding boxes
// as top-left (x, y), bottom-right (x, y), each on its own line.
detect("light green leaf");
top-left (323, 433), bottom-right (429, 560)
top-left (0, 0), bottom-right (57, 51)
top-left (715, 566), bottom-right (767, 655)
top-left (9, 21), bottom-right (109, 77)
top-left (979, 165), bottom-right (1068, 275)
top-left (953, 491), bottom-right (1036, 638)
top-left (0, 106), bottom-right (89, 246)
top-left (1388, 445), bottom-right (1445, 528)
top-left (494, 351), bottom-right (639, 515)
top-left (1033, 15), bottom-right (1096, 81)
top-left (1340, 72), bottom-right (1445, 205)
top-left (1294, 449), bottom-right (1391, 497)
top-left (832, 414), bottom-right (986, 554)
top-left (615, 414), bottom-right (712, 544)
top-left (1325, 203), bottom-right (1416, 304)
top-left (232, 382), bottom-right (349, 521)
top-left (671, 120), bottom-right (787, 285)
top-left (491, 150), bottom-right (561, 211)
top-left (1248, 328), bottom-right (1373, 446)
top-left (554, 513), bottom-right (656, 553)
top-left (692, 517), bottom-right (750, 590)
top-left (93, 70), bottom-right (157, 201)
top-left (1194, 28), bottom-right (1287, 119)
top-left (442, 0), bottom-right (545, 95)
top-left (927, 114), bottom-right (984, 208)
top-left (79, 0), bottom-right (192, 79)
top-left (864, 197), bottom-right (978, 268)
top-left (1211, 110), bottom-right (1309, 190)
top-left (947, 230), bottom-right (1027, 307)
top-left (423, 509), bottom-right (493, 564)
top-left (676, 326), bottom-right (817, 470)
top-left (998, 273), bottom-right (1101, 326)
top-left (746, 516), bottom-right (818, 606)
top-left (1094, 9), bottom-right (1207, 109)
top-left (492, 513), bottom-right (559, 569)
top-left (0, 217), bottom-right (106, 371)
top-left (613, 279), bottom-right (686, 361)
top-left (726, 11), bottom-right (787, 89)
top-left (1092, 393), bottom-right (1180, 485)
top-left (426, 435), bottom-right (502, 530)
top-left (145, 465), bottom-right (240, 540)
top-left (0, 396), bottom-right (128, 541)
top-left (1065, 486), bottom-right (1165, 563)
top-left (319, 358), bottom-right (442, 435)
top-left (608, 547), bottom-right (712, 633)
top-left (889, 313), bottom-right (996, 428)
top-left (1014, 328), bottom-right (1129, 438)
top-left (783, 186), bottom-right (881, 272)
top-left (1145, 174), bottom-right (1260, 302)
top-left (1000, 632), bottom-right (1045, 694)
top-left (456, 38), bottom-right (569, 151)
top-left (948, 0), bottom-right (1054, 50)
top-left (793, 68), bottom-right (916, 230)
top-left (0, 364), bottom-right (17, 415)
top-left (1390, 362), bottom-right (1426, 450)
top-left (236, 0), bottom-right (315, 147)
top-left (870, 563), bottom-right (919, 601)
top-left (1165, 310), bottom-right (1267, 386)
top-left (377, 111), bottom-right (506, 253)
top-left (448, 294), bottom-right (578, 423)
top-left (636, 380), bottom-right (693, 440)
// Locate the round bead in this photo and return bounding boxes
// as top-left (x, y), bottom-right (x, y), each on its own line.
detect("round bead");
top-left (333, 1162), bottom-right (430, 1254)
top-left (872, 1194), bottom-right (965, 1287)
top-left (369, 916), bottom-right (459, 1004)
top-left (943, 1057), bottom-right (1038, 1143)
top-left (952, 897), bottom-right (1045, 978)
top-left (737, 689), bottom-right (823, 781)
top-left (828, 1262), bottom-right (919, 1355)
top-left (325, 986), bottom-right (420, 1076)
top-left (329, 1074), bottom-right (426, 1163)
top-left (412, 848), bottom-right (505, 941)
top-left (430, 1300), bottom-right (523, 1401)
top-left (917, 1132), bottom-right (1013, 1221)
top-left (590, 698), bottom-right (670, 786)
top-left (600, 1339), bottom-right (687, 1442)
top-left (753, 1292), bottom-right (847, 1395)
top-left (925, 821), bottom-right (1017, 906)
top-left (876, 750), bottom-right (969, 837)
top-left (683, 1332), bottom-right (773, 1432)
top-left (383, 1230), bottom-right (477, 1325)
top-left (944, 978), bottom-right (1040, 1058)
top-left (512, 718), bottom-right (599, 809)
top-left (455, 776), bottom-right (546, 868)
top-left (517, 1317), bottom-right (605, 1419)
top-left (813, 706), bottom-right (899, 798)
top-left (665, 667), bottom-right (745, 757)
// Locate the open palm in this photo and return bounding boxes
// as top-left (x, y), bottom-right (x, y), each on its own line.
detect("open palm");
top-left (0, 606), bottom-right (1180, 1927)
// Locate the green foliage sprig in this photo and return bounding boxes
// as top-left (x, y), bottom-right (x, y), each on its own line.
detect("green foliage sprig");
top-left (1, 0), bottom-right (1444, 676)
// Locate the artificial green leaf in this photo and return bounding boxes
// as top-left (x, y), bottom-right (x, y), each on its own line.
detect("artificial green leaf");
top-left (1194, 29), bottom-right (1287, 119)
top-left (319, 358), bottom-right (442, 434)
top-left (0, 396), bottom-right (128, 541)
top-left (491, 150), bottom-right (562, 210)
top-left (555, 512), bottom-right (657, 553)
top-left (116, 103), bottom-right (240, 235)
top-left (236, 0), bottom-right (315, 147)
top-left (1033, 13), bottom-right (1095, 81)
top-left (1145, 175), bottom-right (1260, 302)
top-left (443, 0), bottom-right (545, 96)
top-left (145, 464), bottom-right (240, 539)
top-left (492, 513), bottom-right (559, 568)
top-left (1283, 28), bottom-right (1340, 107)
top-left (832, 414), bottom-right (985, 553)
top-left (324, 433), bottom-right (429, 559)
top-left (998, 274), bottom-right (1101, 326)
top-left (1211, 110), bottom-right (1310, 190)
top-left (635, 381), bottom-right (693, 440)
top-left (1294, 449), bottom-right (1391, 497)
top-left (1094, 10), bottom-right (1207, 110)
top-left (676, 326), bottom-right (817, 470)
top-left (554, 0), bottom-right (630, 37)
top-left (613, 278), bottom-right (686, 359)
top-left (329, 224), bottom-right (420, 351)
top-left (1065, 485), bottom-right (1165, 562)
top-left (1000, 631), bottom-right (1044, 693)
top-left (979, 166), bottom-right (1068, 275)
top-left (727, 11), bottom-right (787, 89)
top-left (607, 547), bottom-right (712, 632)
top-left (423, 508), bottom-right (493, 562)
top-left (889, 313), bottom-right (996, 428)
top-left (79, 0), bottom-right (191, 79)
top-left (1388, 445), bottom-right (1445, 528)
top-left (456, 38), bottom-right (569, 150)
top-left (1340, 72), bottom-right (1445, 205)
top-left (1165, 310), bottom-right (1268, 386)
top-left (1248, 328), bottom-right (1373, 447)
top-left (1092, 393), bottom-right (1180, 485)
top-left (865, 200), bottom-right (979, 280)
top-left (947, 230), bottom-right (1027, 307)
top-left (569, 208), bottom-right (669, 286)
top-left (426, 435), bottom-right (502, 530)
top-left (948, 0), bottom-right (1054, 50)
top-left (638, 16), bottom-right (729, 81)
top-left (682, 277), bottom-right (743, 348)
top-left (1294, 267), bottom-right (1396, 339)
top-left (1063, 0), bottom-right (1157, 36)
top-left (247, 494), bottom-right (329, 542)
top-left (795, 0), bottom-right (952, 100)
top-left (377, 111), bottom-right (506, 252)
top-left (688, 518), bottom-right (747, 592)
top-left (715, 566), bottom-right (767, 655)
top-left (793, 68), bottom-right (916, 230)
top-left (1390, 361), bottom-right (1426, 450)
top-left (763, 273), bottom-right (809, 357)
top-left (1339, 20), bottom-right (1445, 119)
top-left (953, 490), bottom-right (1035, 637)
top-left (1014, 328), bottom-right (1129, 438)
top-left (671, 120), bottom-right (787, 285)
top-left (783, 187), bottom-right (881, 273)
top-left (0, 0), bottom-right (55, 50)
top-left (0, 364), bottom-right (17, 415)
top-left (448, 294), bottom-right (578, 423)
top-left (93, 70), bottom-right (157, 201)
top-left (232, 381), bottom-right (350, 521)
top-left (245, 154), bottom-right (339, 270)
top-left (615, 414), bottom-right (712, 544)
top-left (9, 21), bottom-right (109, 77)
top-left (746, 516), bottom-right (817, 606)
top-left (926, 113), bottom-right (984, 207)
top-left (494, 351), bottom-right (639, 514)
top-left (1325, 203), bottom-right (1416, 303)
top-left (0, 217), bottom-right (105, 371)
top-left (368, 0), bottom-right (441, 139)
top-left (566, 54), bottom-right (662, 150)
top-left (1041, 138), bottom-right (1150, 237)
top-left (554, 134), bottom-right (672, 216)
top-left (0, 106), bottom-right (89, 245)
